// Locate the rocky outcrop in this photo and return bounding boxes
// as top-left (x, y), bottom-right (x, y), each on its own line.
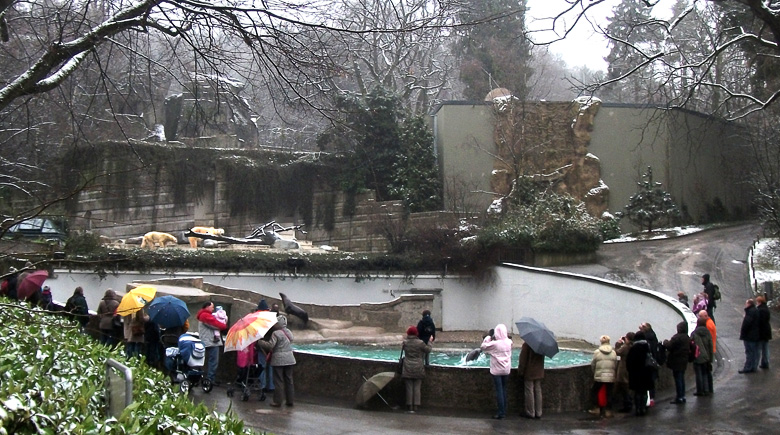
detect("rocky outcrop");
top-left (489, 96), bottom-right (609, 217)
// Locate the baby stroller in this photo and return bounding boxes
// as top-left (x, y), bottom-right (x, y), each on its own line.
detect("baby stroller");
top-left (164, 332), bottom-right (213, 394)
top-left (227, 342), bottom-right (265, 401)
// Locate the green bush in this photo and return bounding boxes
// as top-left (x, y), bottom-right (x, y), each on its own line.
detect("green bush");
top-left (598, 213), bottom-right (622, 241)
top-left (479, 191), bottom-right (602, 254)
top-left (0, 300), bottom-right (254, 435)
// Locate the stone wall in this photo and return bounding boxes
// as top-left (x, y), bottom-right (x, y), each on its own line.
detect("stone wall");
top-left (294, 351), bottom-right (677, 413)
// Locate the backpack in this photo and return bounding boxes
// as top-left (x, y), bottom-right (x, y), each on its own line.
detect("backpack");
top-left (689, 339), bottom-right (700, 362)
top-left (712, 284), bottom-right (721, 301)
top-left (655, 342), bottom-right (667, 366)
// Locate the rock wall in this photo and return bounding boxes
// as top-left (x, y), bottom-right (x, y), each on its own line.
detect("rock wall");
top-left (490, 98), bottom-right (608, 217)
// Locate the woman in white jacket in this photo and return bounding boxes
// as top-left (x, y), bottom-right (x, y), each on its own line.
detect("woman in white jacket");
top-left (590, 335), bottom-right (617, 418)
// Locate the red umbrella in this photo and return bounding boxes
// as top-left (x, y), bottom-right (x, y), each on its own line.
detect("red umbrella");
top-left (17, 270), bottom-right (49, 301)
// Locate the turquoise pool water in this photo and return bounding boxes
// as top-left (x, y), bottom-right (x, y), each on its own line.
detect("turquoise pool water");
top-left (294, 343), bottom-right (591, 368)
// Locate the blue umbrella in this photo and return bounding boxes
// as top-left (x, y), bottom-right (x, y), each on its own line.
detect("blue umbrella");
top-left (515, 317), bottom-right (559, 358)
top-left (148, 295), bottom-right (190, 328)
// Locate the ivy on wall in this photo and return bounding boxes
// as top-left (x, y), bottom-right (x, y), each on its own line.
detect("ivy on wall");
top-left (58, 142), bottom-right (343, 229)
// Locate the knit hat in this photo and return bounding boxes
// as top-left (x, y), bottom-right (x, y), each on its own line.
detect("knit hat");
top-left (257, 299), bottom-right (269, 311)
top-left (599, 335), bottom-right (610, 344)
top-left (406, 326), bottom-right (418, 336)
top-left (42, 286), bottom-right (51, 293)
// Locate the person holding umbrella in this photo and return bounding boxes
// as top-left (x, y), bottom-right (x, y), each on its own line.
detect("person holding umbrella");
top-left (515, 317), bottom-right (558, 419)
top-left (481, 323), bottom-right (512, 420)
top-left (257, 314), bottom-right (296, 407)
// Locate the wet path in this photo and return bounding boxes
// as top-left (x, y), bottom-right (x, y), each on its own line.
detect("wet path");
top-left (193, 223), bottom-right (778, 434)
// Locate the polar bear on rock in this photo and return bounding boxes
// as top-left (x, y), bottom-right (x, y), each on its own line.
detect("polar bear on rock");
top-left (188, 227), bottom-right (225, 248)
top-left (141, 231), bottom-right (178, 249)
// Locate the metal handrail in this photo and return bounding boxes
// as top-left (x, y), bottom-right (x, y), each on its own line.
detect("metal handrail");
top-left (105, 358), bottom-right (133, 416)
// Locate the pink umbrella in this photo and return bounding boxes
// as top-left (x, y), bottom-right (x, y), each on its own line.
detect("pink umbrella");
top-left (17, 270), bottom-right (49, 300)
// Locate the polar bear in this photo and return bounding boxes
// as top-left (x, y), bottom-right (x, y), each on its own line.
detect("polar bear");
top-left (141, 231), bottom-right (178, 249)
top-left (188, 227), bottom-right (225, 248)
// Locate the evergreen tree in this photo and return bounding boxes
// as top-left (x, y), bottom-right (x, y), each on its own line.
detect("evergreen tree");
top-left (623, 167), bottom-right (681, 232)
top-left (390, 116), bottom-right (442, 212)
top-left (602, 0), bottom-right (664, 103)
top-left (317, 88), bottom-right (441, 213)
top-left (455, 0), bottom-right (533, 100)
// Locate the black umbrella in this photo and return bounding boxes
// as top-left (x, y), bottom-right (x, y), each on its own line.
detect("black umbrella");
top-left (515, 317), bottom-right (559, 358)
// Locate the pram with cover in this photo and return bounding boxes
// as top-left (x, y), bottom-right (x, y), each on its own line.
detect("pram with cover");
top-left (164, 332), bottom-right (213, 393)
top-left (227, 342), bottom-right (265, 401)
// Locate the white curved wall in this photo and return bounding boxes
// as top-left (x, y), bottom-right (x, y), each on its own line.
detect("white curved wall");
top-left (47, 264), bottom-right (695, 345)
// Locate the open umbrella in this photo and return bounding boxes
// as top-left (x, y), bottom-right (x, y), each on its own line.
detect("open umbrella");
top-left (16, 270), bottom-right (48, 300)
top-left (356, 372), bottom-right (396, 407)
top-left (148, 295), bottom-right (190, 328)
top-left (515, 317), bottom-right (559, 358)
top-left (116, 285), bottom-right (157, 316)
top-left (224, 310), bottom-right (278, 352)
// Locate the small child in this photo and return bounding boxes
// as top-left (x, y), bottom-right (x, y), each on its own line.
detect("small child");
top-left (213, 306), bottom-right (228, 340)
top-left (677, 291), bottom-right (689, 308)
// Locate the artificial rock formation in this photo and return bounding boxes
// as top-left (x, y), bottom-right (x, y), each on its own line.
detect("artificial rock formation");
top-left (489, 95), bottom-right (608, 218)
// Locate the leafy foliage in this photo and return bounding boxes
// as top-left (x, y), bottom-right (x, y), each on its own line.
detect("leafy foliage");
top-left (389, 116), bottom-right (442, 212)
top-left (623, 166), bottom-right (681, 233)
top-left (455, 0), bottom-right (533, 99)
top-left (0, 300), bottom-right (253, 434)
top-left (317, 88), bottom-right (442, 214)
top-left (479, 188), bottom-right (602, 254)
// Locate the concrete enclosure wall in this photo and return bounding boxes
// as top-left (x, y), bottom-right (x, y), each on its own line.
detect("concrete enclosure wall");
top-left (47, 265), bottom-right (695, 347)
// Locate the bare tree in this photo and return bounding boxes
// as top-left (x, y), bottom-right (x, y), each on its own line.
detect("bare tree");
top-left (532, 0), bottom-right (780, 119)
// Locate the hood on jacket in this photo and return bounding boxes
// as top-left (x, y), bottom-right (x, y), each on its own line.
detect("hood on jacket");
top-left (493, 324), bottom-right (508, 340)
top-left (103, 289), bottom-right (117, 300)
top-left (598, 344), bottom-right (614, 354)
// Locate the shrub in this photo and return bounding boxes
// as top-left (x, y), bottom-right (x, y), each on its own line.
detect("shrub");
top-left (0, 300), bottom-right (254, 434)
top-left (479, 190), bottom-right (602, 254)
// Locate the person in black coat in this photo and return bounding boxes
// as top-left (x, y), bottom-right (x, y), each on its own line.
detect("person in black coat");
top-left (757, 296), bottom-right (772, 369)
top-left (639, 323), bottom-right (660, 406)
top-left (416, 310), bottom-right (436, 365)
top-left (626, 331), bottom-right (654, 416)
top-left (663, 322), bottom-right (690, 404)
top-left (702, 273), bottom-right (717, 320)
top-left (739, 299), bottom-right (761, 373)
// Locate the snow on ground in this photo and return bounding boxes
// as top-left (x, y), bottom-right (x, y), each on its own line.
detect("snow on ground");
top-left (751, 238), bottom-right (780, 284)
top-left (604, 225), bottom-right (705, 244)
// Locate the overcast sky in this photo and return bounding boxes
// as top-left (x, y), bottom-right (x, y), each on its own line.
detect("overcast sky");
top-left (525, 0), bottom-right (621, 71)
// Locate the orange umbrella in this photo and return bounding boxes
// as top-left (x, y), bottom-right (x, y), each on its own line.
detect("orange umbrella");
top-left (224, 311), bottom-right (278, 352)
top-left (116, 285), bottom-right (157, 316)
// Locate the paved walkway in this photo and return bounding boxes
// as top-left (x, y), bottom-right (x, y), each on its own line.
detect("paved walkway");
top-left (193, 223), bottom-right (778, 434)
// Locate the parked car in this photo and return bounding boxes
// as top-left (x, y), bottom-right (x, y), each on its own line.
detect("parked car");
top-left (5, 218), bottom-right (67, 241)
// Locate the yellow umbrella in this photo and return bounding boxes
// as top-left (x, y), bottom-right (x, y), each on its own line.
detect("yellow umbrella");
top-left (224, 311), bottom-right (278, 352)
top-left (115, 285), bottom-right (157, 316)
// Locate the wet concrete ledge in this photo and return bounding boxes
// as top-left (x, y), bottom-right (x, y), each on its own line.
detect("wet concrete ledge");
top-left (293, 351), bottom-right (676, 413)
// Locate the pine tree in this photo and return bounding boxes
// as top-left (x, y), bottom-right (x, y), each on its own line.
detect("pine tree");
top-left (623, 167), bottom-right (681, 232)
top-left (455, 0), bottom-right (533, 100)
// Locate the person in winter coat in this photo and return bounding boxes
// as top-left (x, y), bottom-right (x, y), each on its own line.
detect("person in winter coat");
top-left (692, 292), bottom-right (708, 315)
top-left (702, 273), bottom-right (718, 320)
top-left (663, 322), bottom-right (691, 404)
top-left (417, 310), bottom-right (436, 365)
top-left (258, 315), bottom-right (296, 407)
top-left (123, 309), bottom-right (149, 359)
top-left (65, 286), bottom-right (89, 331)
top-left (589, 335), bottom-right (617, 418)
top-left (481, 324), bottom-right (513, 419)
top-left (691, 317), bottom-right (714, 395)
top-left (197, 301), bottom-right (228, 384)
top-left (698, 310), bottom-right (717, 393)
top-left (739, 298), bottom-right (761, 373)
top-left (639, 323), bottom-right (660, 407)
top-left (626, 331), bottom-right (654, 416)
top-left (756, 295), bottom-right (772, 369)
top-left (614, 332), bottom-right (635, 413)
top-left (40, 286), bottom-right (53, 311)
top-left (399, 325), bottom-right (432, 413)
top-left (517, 341), bottom-right (545, 419)
top-left (97, 289), bottom-right (121, 346)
